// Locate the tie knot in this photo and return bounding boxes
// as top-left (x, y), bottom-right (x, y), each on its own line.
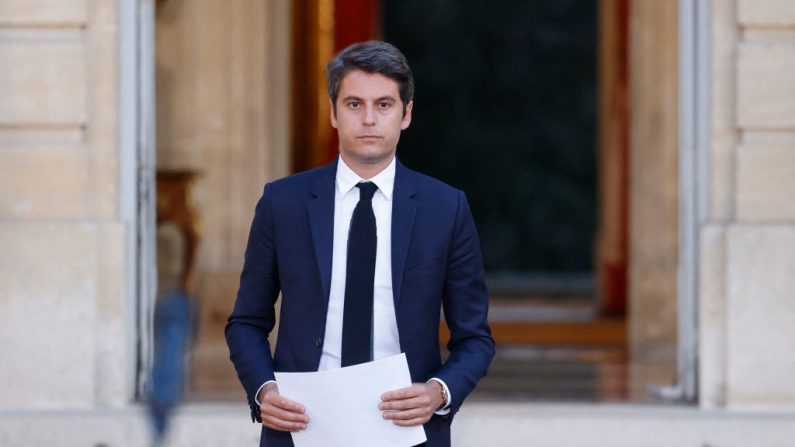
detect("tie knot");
top-left (356, 182), bottom-right (378, 201)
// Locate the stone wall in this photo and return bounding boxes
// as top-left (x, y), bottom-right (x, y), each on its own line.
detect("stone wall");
top-left (700, 0), bottom-right (795, 409)
top-left (0, 0), bottom-right (128, 408)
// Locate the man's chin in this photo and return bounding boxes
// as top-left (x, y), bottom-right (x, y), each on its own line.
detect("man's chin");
top-left (343, 149), bottom-right (395, 165)
top-left (360, 154), bottom-right (392, 165)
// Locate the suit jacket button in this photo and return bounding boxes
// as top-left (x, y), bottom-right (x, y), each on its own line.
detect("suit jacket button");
top-left (315, 338), bottom-right (322, 347)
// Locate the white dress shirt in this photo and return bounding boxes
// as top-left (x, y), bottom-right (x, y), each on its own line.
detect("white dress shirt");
top-left (318, 155), bottom-right (400, 370)
top-left (257, 156), bottom-right (450, 413)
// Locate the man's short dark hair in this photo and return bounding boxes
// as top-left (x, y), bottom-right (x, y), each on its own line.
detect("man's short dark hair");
top-left (326, 40), bottom-right (414, 115)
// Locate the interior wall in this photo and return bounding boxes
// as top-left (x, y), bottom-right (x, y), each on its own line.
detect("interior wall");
top-left (627, 0), bottom-right (680, 393)
top-left (155, 0), bottom-right (290, 397)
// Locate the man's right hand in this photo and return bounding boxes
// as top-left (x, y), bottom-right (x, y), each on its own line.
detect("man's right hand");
top-left (258, 382), bottom-right (309, 432)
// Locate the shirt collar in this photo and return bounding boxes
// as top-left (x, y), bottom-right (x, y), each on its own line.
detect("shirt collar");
top-left (336, 155), bottom-right (395, 200)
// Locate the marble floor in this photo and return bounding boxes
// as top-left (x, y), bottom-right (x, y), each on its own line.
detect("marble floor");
top-left (468, 344), bottom-right (676, 403)
top-left (187, 297), bottom-right (676, 404)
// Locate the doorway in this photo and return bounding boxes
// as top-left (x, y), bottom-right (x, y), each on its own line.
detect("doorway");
top-left (141, 0), bottom-right (688, 404)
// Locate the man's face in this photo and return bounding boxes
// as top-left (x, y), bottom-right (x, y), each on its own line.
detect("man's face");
top-left (331, 69), bottom-right (413, 168)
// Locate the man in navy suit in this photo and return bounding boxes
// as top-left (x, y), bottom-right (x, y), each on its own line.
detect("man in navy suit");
top-left (226, 40), bottom-right (494, 447)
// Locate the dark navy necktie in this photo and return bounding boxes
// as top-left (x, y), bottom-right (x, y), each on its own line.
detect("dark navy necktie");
top-left (341, 181), bottom-right (378, 367)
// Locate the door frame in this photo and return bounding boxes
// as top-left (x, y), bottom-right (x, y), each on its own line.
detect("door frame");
top-left (672, 0), bottom-right (711, 403)
top-left (120, 0), bottom-right (157, 399)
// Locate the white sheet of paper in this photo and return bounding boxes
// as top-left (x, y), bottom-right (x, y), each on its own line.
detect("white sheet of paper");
top-left (274, 353), bottom-right (427, 447)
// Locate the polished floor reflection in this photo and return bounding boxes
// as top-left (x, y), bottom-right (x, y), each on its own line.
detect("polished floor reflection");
top-left (470, 345), bottom-right (675, 403)
top-left (189, 297), bottom-right (675, 404)
top-left (470, 298), bottom-right (675, 404)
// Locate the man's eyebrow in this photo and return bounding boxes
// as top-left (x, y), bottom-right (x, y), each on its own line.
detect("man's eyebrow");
top-left (340, 95), bottom-right (397, 102)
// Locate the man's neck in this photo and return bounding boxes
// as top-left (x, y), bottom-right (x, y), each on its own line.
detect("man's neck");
top-left (339, 154), bottom-right (395, 180)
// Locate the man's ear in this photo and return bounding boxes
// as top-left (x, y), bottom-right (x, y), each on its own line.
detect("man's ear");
top-left (329, 99), bottom-right (338, 129)
top-left (401, 100), bottom-right (414, 130)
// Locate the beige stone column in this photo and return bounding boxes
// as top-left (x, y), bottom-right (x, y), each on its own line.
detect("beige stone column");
top-left (701, 0), bottom-right (795, 409)
top-left (0, 0), bottom-right (128, 407)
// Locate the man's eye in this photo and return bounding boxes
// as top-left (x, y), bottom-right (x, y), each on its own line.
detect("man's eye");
top-left (378, 102), bottom-right (391, 108)
top-left (349, 102), bottom-right (360, 108)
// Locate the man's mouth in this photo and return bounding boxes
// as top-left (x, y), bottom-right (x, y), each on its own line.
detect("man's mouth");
top-left (357, 135), bottom-right (382, 139)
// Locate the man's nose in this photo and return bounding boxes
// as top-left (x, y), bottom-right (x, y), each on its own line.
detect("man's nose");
top-left (363, 105), bottom-right (376, 125)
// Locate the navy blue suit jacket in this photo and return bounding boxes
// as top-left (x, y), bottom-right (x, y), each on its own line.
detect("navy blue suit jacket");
top-left (225, 159), bottom-right (495, 447)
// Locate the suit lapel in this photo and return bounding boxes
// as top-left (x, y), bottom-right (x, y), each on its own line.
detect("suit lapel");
top-left (391, 161), bottom-right (417, 310)
top-left (308, 160), bottom-right (337, 304)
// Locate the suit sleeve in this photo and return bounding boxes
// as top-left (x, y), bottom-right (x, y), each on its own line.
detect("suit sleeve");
top-left (434, 191), bottom-right (496, 415)
top-left (225, 183), bottom-right (281, 421)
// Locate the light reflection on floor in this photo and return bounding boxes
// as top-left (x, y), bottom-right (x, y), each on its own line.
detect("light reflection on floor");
top-left (470, 345), bottom-right (675, 403)
top-left (188, 298), bottom-right (677, 404)
top-left (468, 297), bottom-right (676, 404)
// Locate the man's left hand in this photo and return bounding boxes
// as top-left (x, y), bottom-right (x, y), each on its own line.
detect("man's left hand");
top-left (379, 382), bottom-right (444, 426)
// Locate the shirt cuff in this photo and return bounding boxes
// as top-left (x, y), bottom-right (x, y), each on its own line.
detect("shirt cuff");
top-left (254, 380), bottom-right (277, 406)
top-left (427, 378), bottom-right (452, 415)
